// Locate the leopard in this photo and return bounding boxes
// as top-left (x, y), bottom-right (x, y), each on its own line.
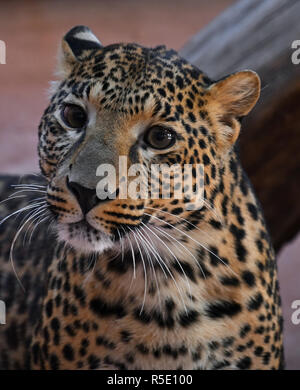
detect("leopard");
top-left (0, 25), bottom-right (284, 370)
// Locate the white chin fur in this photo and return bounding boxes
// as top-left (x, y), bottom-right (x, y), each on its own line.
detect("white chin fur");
top-left (57, 223), bottom-right (115, 254)
top-left (55, 221), bottom-right (179, 259)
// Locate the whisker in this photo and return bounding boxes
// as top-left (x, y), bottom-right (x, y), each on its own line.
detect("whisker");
top-left (144, 212), bottom-right (238, 277)
top-left (122, 227), bottom-right (136, 280)
top-left (134, 227), bottom-right (162, 311)
top-left (0, 201), bottom-right (46, 227)
top-left (203, 199), bottom-right (223, 224)
top-left (0, 195), bottom-right (27, 205)
top-left (141, 221), bottom-right (192, 295)
top-left (150, 223), bottom-right (207, 280)
top-left (28, 213), bottom-right (49, 245)
top-left (128, 227), bottom-right (148, 314)
top-left (0, 189), bottom-right (46, 208)
top-left (139, 224), bottom-right (188, 314)
top-left (22, 206), bottom-right (48, 246)
top-left (146, 206), bottom-right (214, 241)
top-left (121, 226), bottom-right (137, 298)
top-left (9, 204), bottom-right (47, 292)
top-left (116, 228), bottom-right (125, 263)
top-left (12, 183), bottom-right (46, 189)
top-left (83, 252), bottom-right (98, 284)
top-left (10, 187), bottom-right (46, 193)
top-left (137, 227), bottom-right (168, 280)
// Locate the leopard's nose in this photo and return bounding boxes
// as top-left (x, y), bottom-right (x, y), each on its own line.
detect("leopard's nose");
top-left (67, 178), bottom-right (100, 215)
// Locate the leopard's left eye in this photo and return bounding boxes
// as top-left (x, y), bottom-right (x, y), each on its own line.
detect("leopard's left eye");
top-left (61, 104), bottom-right (87, 129)
top-left (144, 126), bottom-right (176, 150)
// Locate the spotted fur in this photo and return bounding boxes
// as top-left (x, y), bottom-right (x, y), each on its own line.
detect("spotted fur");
top-left (0, 26), bottom-right (283, 370)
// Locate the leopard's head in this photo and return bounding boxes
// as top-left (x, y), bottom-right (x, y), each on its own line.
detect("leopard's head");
top-left (38, 26), bottom-right (260, 254)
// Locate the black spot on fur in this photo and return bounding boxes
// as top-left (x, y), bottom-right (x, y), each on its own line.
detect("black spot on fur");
top-left (236, 356), bottom-right (252, 369)
top-left (247, 292), bottom-right (263, 311)
top-left (242, 270), bottom-right (256, 287)
top-left (247, 203), bottom-right (258, 220)
top-left (120, 330), bottom-right (132, 343)
top-left (179, 309), bottom-right (199, 327)
top-left (206, 300), bottom-right (242, 319)
top-left (62, 344), bottom-right (75, 361)
top-left (220, 276), bottom-right (240, 287)
top-left (90, 297), bottom-right (126, 318)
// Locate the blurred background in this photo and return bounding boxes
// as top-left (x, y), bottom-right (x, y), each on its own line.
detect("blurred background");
top-left (0, 0), bottom-right (299, 369)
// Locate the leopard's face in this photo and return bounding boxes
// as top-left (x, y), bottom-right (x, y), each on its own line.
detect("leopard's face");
top-left (38, 26), bottom-right (260, 254)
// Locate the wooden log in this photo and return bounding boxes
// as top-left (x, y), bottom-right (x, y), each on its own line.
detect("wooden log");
top-left (180, 0), bottom-right (300, 252)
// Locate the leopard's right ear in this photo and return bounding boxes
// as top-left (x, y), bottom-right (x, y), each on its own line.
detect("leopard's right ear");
top-left (57, 25), bottom-right (102, 77)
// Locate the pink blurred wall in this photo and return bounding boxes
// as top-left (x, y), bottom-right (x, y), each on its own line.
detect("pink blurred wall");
top-left (0, 0), bottom-right (299, 369)
top-left (0, 0), bottom-right (234, 173)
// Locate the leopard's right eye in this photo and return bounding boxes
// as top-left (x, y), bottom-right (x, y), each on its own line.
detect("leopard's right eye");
top-left (61, 104), bottom-right (87, 129)
top-left (144, 126), bottom-right (176, 150)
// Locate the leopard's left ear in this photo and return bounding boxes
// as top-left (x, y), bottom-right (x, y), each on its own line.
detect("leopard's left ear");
top-left (207, 70), bottom-right (260, 146)
top-left (57, 25), bottom-right (102, 76)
